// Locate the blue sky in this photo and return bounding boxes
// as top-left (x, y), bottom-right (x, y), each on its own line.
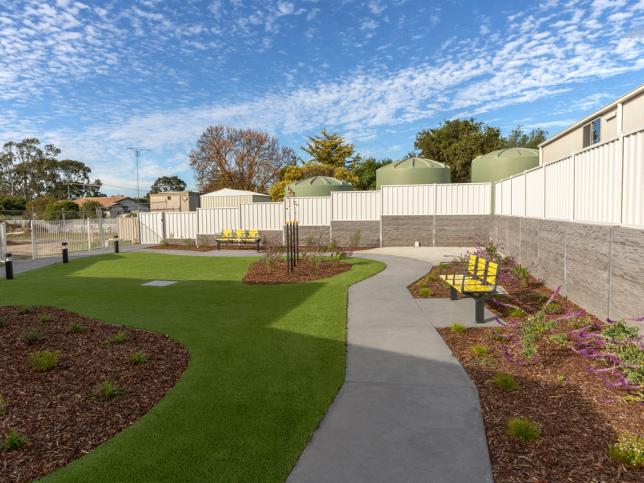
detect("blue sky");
top-left (1, 0), bottom-right (643, 195)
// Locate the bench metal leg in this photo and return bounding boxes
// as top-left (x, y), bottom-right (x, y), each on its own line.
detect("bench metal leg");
top-left (216, 241), bottom-right (221, 250)
top-left (256, 240), bottom-right (260, 252)
top-left (475, 298), bottom-right (485, 323)
top-left (450, 286), bottom-right (458, 301)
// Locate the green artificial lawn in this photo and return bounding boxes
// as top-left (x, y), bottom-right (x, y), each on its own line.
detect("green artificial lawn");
top-left (0, 252), bottom-right (383, 482)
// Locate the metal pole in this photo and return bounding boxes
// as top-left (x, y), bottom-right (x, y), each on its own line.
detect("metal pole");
top-left (114, 235), bottom-right (120, 253)
top-left (4, 253), bottom-right (13, 279)
top-left (62, 242), bottom-right (69, 263)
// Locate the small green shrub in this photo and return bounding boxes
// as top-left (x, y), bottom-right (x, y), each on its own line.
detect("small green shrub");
top-left (129, 351), bottom-right (149, 364)
top-left (40, 314), bottom-right (53, 323)
top-left (0, 394), bottom-right (6, 416)
top-left (549, 333), bottom-right (568, 347)
top-left (24, 328), bottom-right (44, 345)
top-left (608, 432), bottom-right (644, 467)
top-left (507, 417), bottom-right (541, 443)
top-left (96, 380), bottom-right (123, 401)
top-left (418, 287), bottom-right (432, 297)
top-left (511, 265), bottom-right (530, 286)
top-left (569, 316), bottom-right (591, 329)
top-left (450, 323), bottom-right (466, 333)
top-left (555, 373), bottom-right (566, 382)
top-left (29, 350), bottom-right (59, 372)
top-left (69, 322), bottom-right (87, 334)
top-left (108, 330), bottom-right (128, 344)
top-left (426, 273), bottom-right (437, 283)
top-left (471, 344), bottom-right (490, 357)
top-left (544, 302), bottom-right (563, 315)
top-left (604, 320), bottom-right (639, 340)
top-left (490, 372), bottom-right (519, 392)
top-left (3, 429), bottom-right (28, 451)
top-left (16, 305), bottom-right (33, 315)
top-left (508, 306), bottom-right (526, 318)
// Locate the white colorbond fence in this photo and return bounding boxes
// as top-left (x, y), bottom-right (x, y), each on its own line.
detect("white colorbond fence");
top-left (496, 128), bottom-right (644, 228)
top-left (382, 183), bottom-right (492, 216)
top-left (332, 191), bottom-right (381, 221)
top-left (130, 183), bottom-right (494, 245)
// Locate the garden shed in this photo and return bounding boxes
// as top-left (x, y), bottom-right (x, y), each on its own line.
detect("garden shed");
top-left (376, 157), bottom-right (451, 188)
top-left (200, 188), bottom-right (272, 209)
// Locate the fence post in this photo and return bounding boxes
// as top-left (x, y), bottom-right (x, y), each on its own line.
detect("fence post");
top-left (86, 218), bottom-right (91, 252)
top-left (30, 219), bottom-right (36, 259)
top-left (571, 153), bottom-right (576, 221)
top-left (432, 184), bottom-right (437, 246)
top-left (161, 212), bottom-right (167, 242)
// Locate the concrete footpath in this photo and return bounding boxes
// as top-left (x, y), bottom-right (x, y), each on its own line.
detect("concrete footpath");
top-left (288, 253), bottom-right (494, 483)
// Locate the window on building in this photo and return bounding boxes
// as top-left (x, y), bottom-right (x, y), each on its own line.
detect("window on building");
top-left (582, 118), bottom-right (601, 148)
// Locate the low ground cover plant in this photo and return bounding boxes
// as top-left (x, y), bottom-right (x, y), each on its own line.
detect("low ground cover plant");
top-left (471, 344), bottom-right (490, 357)
top-left (0, 394), bottom-right (6, 416)
top-left (608, 432), bottom-right (644, 467)
top-left (3, 429), bottom-right (29, 451)
top-left (129, 351), bottom-right (149, 364)
top-left (507, 417), bottom-right (541, 443)
top-left (450, 323), bottom-right (466, 333)
top-left (29, 350), bottom-right (59, 372)
top-left (489, 372), bottom-right (519, 392)
top-left (69, 322), bottom-right (86, 333)
top-left (24, 328), bottom-right (44, 345)
top-left (95, 379), bottom-right (123, 401)
top-left (108, 330), bottom-right (128, 344)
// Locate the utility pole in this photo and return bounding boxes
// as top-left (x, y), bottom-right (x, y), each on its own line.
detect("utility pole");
top-left (127, 147), bottom-right (150, 201)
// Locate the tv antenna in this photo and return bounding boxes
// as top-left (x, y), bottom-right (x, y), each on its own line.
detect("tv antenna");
top-left (127, 147), bottom-right (151, 200)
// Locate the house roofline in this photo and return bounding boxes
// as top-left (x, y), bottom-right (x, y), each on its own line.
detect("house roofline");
top-left (539, 84), bottom-right (644, 148)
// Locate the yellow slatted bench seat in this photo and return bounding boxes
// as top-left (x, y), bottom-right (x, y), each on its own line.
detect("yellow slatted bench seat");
top-left (215, 229), bottom-right (261, 251)
top-left (440, 255), bottom-right (499, 323)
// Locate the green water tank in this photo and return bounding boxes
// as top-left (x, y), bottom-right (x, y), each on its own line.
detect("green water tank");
top-left (376, 157), bottom-right (451, 188)
top-left (286, 176), bottom-right (354, 197)
top-left (471, 148), bottom-right (539, 183)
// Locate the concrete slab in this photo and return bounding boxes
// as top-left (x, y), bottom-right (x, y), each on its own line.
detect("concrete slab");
top-left (288, 253), bottom-right (493, 483)
top-left (141, 280), bottom-right (177, 287)
top-left (416, 298), bottom-right (502, 328)
top-left (359, 246), bottom-right (472, 265)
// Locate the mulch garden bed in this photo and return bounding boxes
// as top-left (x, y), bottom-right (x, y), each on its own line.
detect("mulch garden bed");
top-left (408, 249), bottom-right (643, 481)
top-left (440, 325), bottom-right (643, 482)
top-left (148, 244), bottom-right (216, 251)
top-left (0, 305), bottom-right (189, 483)
top-left (243, 259), bottom-right (351, 284)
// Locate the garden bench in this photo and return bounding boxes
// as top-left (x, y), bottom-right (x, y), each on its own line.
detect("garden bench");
top-left (216, 229), bottom-right (261, 251)
top-left (440, 255), bottom-right (499, 323)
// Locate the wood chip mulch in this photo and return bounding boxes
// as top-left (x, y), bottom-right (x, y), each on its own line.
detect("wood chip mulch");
top-left (440, 326), bottom-right (643, 482)
top-left (0, 305), bottom-right (189, 483)
top-left (242, 259), bottom-right (351, 284)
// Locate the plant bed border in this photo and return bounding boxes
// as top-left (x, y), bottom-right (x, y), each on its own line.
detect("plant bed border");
top-left (0, 305), bottom-right (189, 483)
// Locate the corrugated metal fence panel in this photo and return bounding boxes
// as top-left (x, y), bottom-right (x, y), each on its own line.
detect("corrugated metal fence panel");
top-left (197, 208), bottom-right (239, 234)
top-left (240, 202), bottom-right (284, 230)
top-left (117, 217), bottom-right (140, 243)
top-left (621, 129), bottom-right (644, 226)
top-left (435, 183), bottom-right (491, 215)
top-left (285, 197), bottom-right (331, 225)
top-left (495, 182), bottom-right (503, 215)
top-left (331, 191), bottom-right (381, 221)
top-left (200, 194), bottom-right (252, 209)
top-left (574, 139), bottom-right (621, 224)
top-left (139, 212), bottom-right (163, 244)
top-left (525, 168), bottom-right (545, 218)
top-left (501, 179), bottom-right (512, 215)
top-left (544, 157), bottom-right (573, 220)
top-left (511, 175), bottom-right (525, 217)
top-left (381, 185), bottom-right (435, 215)
top-left (164, 212), bottom-right (197, 239)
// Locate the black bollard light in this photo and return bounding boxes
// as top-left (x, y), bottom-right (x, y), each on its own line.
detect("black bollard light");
top-left (114, 235), bottom-right (120, 253)
top-left (62, 242), bottom-right (69, 264)
top-left (4, 252), bottom-right (13, 280)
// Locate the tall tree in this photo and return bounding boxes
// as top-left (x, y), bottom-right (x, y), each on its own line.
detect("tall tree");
top-left (0, 138), bottom-right (102, 200)
top-left (351, 157), bottom-right (392, 190)
top-left (414, 119), bottom-right (506, 182)
top-left (149, 176), bottom-right (187, 194)
top-left (302, 129), bottom-right (356, 167)
top-left (505, 125), bottom-right (547, 148)
top-left (189, 125), bottom-right (297, 193)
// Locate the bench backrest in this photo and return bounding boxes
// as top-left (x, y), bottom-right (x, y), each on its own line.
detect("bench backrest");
top-left (222, 229), bottom-right (233, 237)
top-left (466, 255), bottom-right (498, 288)
top-left (234, 229), bottom-right (246, 239)
top-left (247, 229), bottom-right (260, 239)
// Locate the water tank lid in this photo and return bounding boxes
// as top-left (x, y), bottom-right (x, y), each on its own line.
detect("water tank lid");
top-left (291, 176), bottom-right (352, 187)
top-left (380, 157), bottom-right (451, 170)
top-left (473, 148), bottom-right (539, 160)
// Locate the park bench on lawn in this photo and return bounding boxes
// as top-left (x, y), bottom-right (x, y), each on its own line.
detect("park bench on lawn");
top-left (216, 229), bottom-right (261, 251)
top-left (440, 255), bottom-right (499, 323)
